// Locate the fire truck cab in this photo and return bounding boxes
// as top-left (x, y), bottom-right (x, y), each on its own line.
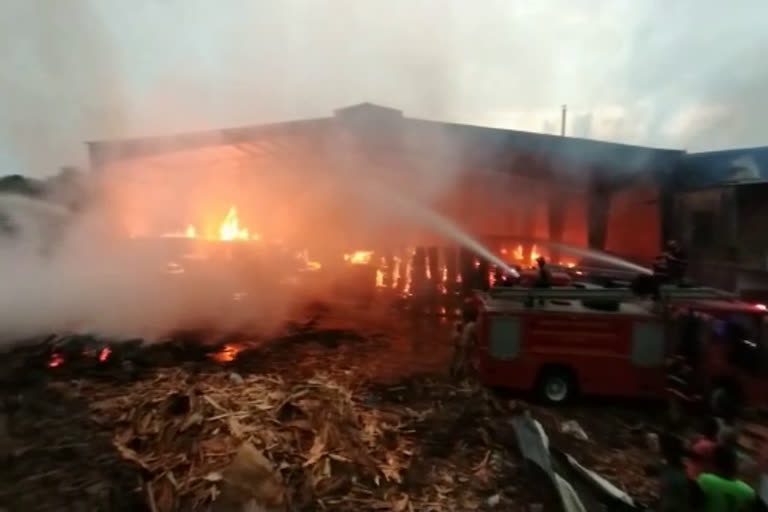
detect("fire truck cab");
top-left (472, 286), bottom-right (768, 408)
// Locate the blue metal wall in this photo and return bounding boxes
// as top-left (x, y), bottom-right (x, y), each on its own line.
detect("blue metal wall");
top-left (677, 147), bottom-right (768, 190)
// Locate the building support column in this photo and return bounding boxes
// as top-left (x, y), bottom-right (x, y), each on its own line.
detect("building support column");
top-left (655, 162), bottom-right (682, 250)
top-left (548, 187), bottom-right (566, 262)
top-left (587, 181), bottom-right (612, 251)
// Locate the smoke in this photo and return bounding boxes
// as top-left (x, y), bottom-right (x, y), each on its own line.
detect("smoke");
top-left (0, 119), bottom-right (507, 341)
top-left (0, 0), bottom-right (127, 176)
top-left (1, 0), bottom-right (765, 340)
top-left (2, 0), bottom-right (767, 177)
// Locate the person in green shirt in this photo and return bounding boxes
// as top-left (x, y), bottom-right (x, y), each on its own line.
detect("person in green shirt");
top-left (697, 444), bottom-right (756, 512)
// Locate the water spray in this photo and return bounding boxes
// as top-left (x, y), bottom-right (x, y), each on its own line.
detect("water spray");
top-left (355, 177), bottom-right (520, 278)
top-left (545, 242), bottom-right (652, 275)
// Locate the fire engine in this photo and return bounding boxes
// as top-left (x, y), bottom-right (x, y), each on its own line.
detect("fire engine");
top-left (472, 285), bottom-right (768, 411)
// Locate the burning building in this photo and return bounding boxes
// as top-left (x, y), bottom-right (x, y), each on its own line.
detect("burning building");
top-left (87, 103), bottom-right (680, 268)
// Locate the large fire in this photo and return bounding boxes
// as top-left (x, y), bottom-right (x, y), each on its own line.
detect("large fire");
top-left (218, 206), bottom-right (253, 241)
top-left (505, 244), bottom-right (574, 268)
top-left (163, 206), bottom-right (259, 242)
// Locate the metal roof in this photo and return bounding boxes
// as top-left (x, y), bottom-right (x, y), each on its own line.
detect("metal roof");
top-left (678, 146), bottom-right (768, 190)
top-left (87, 103), bottom-right (684, 178)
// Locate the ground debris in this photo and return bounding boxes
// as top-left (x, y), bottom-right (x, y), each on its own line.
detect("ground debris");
top-left (74, 369), bottom-right (559, 512)
top-left (0, 384), bottom-right (147, 511)
top-left (0, 314), bottom-right (661, 511)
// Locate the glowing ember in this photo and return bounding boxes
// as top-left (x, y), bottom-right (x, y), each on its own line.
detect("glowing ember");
top-left (48, 353), bottom-right (64, 368)
top-left (376, 269), bottom-right (385, 287)
top-left (439, 264), bottom-right (448, 294)
top-left (344, 251), bottom-right (373, 265)
top-left (391, 257), bottom-right (402, 289)
top-left (209, 344), bottom-right (242, 363)
top-left (99, 347), bottom-right (112, 362)
top-left (298, 250), bottom-right (322, 271)
top-left (403, 252), bottom-right (414, 296)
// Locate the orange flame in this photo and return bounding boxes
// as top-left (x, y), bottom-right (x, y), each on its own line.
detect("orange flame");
top-left (99, 347), bottom-right (111, 362)
top-left (513, 244), bottom-right (524, 261)
top-left (48, 353), bottom-right (64, 368)
top-left (219, 206), bottom-right (250, 241)
top-left (209, 344), bottom-right (242, 363)
top-left (162, 205), bottom-right (259, 241)
top-left (530, 245), bottom-right (540, 265)
top-left (344, 251), bottom-right (373, 265)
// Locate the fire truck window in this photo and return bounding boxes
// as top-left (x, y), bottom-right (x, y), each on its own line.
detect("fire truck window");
top-left (631, 322), bottom-right (666, 368)
top-left (489, 317), bottom-right (521, 360)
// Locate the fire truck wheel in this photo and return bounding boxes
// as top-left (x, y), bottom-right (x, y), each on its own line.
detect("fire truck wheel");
top-left (536, 368), bottom-right (576, 404)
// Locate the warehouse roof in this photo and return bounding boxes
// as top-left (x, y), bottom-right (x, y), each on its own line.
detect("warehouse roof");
top-left (87, 103), bottom-right (684, 179)
top-left (678, 146), bottom-right (768, 189)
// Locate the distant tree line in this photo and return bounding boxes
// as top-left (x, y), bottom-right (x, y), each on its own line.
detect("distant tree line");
top-left (0, 168), bottom-right (90, 238)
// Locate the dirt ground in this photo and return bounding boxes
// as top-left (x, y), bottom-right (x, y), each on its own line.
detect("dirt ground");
top-left (0, 302), bottom-right (664, 511)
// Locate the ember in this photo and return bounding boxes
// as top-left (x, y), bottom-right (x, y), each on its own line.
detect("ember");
top-left (99, 346), bottom-right (112, 362)
top-left (48, 352), bottom-right (64, 367)
top-left (209, 343), bottom-right (242, 363)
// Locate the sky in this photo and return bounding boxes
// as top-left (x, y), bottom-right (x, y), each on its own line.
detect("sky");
top-left (1, 0), bottom-right (767, 177)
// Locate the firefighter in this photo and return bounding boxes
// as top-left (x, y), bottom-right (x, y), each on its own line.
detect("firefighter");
top-left (449, 300), bottom-right (478, 379)
top-left (534, 256), bottom-right (552, 288)
top-left (653, 251), bottom-right (670, 283)
top-left (651, 242), bottom-right (677, 300)
top-left (665, 240), bottom-right (688, 284)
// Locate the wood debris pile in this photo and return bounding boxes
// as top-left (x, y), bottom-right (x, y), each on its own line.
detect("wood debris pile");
top-left (79, 370), bottom-right (560, 512)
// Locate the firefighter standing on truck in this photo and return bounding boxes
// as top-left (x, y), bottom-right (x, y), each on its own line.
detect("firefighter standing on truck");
top-left (665, 240), bottom-right (688, 284)
top-left (651, 240), bottom-right (687, 299)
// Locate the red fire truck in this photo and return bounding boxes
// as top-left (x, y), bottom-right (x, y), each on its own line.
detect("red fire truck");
top-left (472, 286), bottom-right (768, 410)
